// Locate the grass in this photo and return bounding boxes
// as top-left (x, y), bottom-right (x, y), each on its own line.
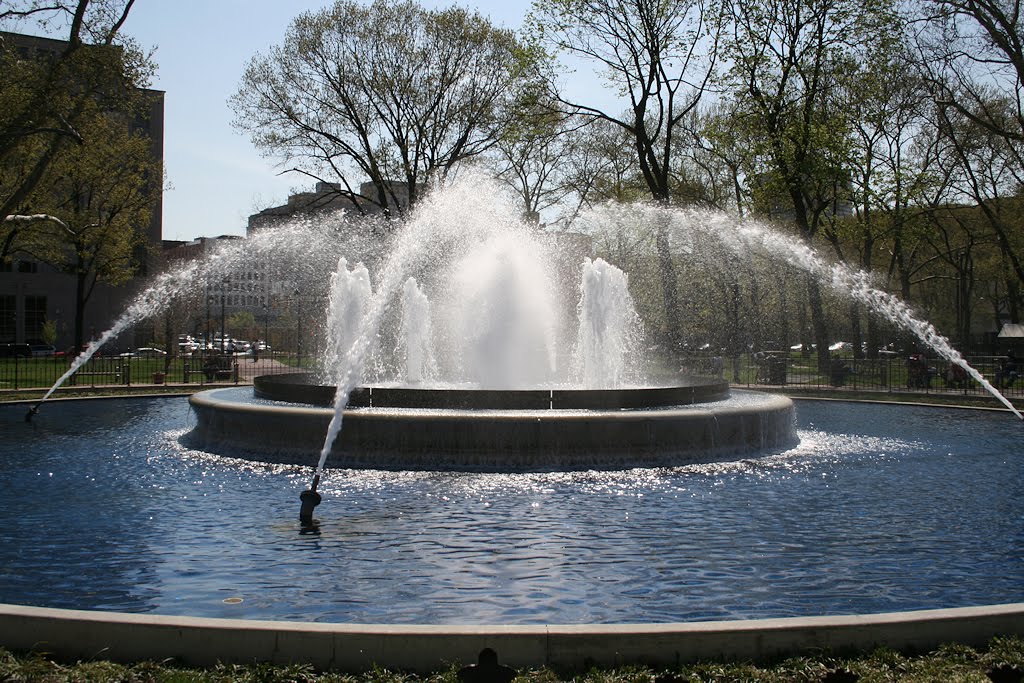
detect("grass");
top-left (753, 385), bottom-right (1020, 411)
top-left (0, 351), bottom-right (318, 394)
top-left (0, 383), bottom-right (200, 404)
top-left (1, 638), bottom-right (1022, 681)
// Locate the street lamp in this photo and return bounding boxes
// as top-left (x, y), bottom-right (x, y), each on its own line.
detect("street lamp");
top-left (263, 298), bottom-right (270, 353)
top-left (205, 281), bottom-right (211, 350)
top-left (295, 288), bottom-right (303, 369)
top-left (220, 276), bottom-right (229, 353)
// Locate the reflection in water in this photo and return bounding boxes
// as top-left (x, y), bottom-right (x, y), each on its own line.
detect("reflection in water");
top-left (0, 397), bottom-right (1021, 624)
top-left (300, 521), bottom-right (322, 536)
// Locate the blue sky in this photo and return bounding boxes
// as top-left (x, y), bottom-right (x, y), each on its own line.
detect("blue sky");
top-left (122, 0), bottom-right (536, 241)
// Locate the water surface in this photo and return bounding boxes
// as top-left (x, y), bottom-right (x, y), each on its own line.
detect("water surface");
top-left (0, 396), bottom-right (1020, 624)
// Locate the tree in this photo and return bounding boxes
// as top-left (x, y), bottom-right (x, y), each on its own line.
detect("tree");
top-left (527, 0), bottom-right (725, 355)
top-left (917, 0), bottom-right (1024, 318)
top-left (22, 109), bottom-right (160, 353)
top-left (230, 0), bottom-right (529, 216)
top-left (562, 118), bottom-right (650, 212)
top-left (0, 0), bottom-right (147, 258)
top-left (935, 102), bottom-right (1024, 321)
top-left (719, 0), bottom-right (901, 368)
top-left (227, 311), bottom-right (257, 341)
top-left (824, 47), bottom-right (940, 357)
top-left (491, 105), bottom-right (579, 224)
top-left (920, 0), bottom-right (1024, 149)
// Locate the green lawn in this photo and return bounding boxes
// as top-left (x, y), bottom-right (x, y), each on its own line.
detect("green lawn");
top-left (1, 637), bottom-right (1022, 681)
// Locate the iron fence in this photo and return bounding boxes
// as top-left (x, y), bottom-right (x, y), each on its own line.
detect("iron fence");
top-left (2, 350), bottom-right (1021, 400)
top-left (684, 353), bottom-right (1022, 398)
top-left (0, 352), bottom-right (304, 392)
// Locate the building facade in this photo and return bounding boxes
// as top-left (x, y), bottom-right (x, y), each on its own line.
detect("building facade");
top-left (0, 31), bottom-right (164, 351)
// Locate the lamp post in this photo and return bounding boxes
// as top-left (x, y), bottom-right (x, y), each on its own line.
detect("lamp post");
top-left (263, 299), bottom-right (270, 353)
top-left (295, 288), bottom-right (303, 369)
top-left (205, 281), bottom-right (211, 351)
top-left (220, 276), bottom-right (229, 353)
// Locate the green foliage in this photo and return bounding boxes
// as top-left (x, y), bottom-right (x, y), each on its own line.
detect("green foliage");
top-left (227, 311), bottom-right (257, 339)
top-left (0, 1), bottom-right (151, 242)
top-left (2, 638), bottom-right (1023, 681)
top-left (30, 107), bottom-right (159, 282)
top-left (719, 0), bottom-right (904, 236)
top-left (230, 0), bottom-right (532, 214)
top-left (40, 318), bottom-right (57, 345)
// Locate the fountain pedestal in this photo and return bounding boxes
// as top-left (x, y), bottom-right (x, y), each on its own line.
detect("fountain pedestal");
top-left (187, 374), bottom-right (796, 471)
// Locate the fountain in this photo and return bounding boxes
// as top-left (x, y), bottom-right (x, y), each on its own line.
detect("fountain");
top-left (4, 175), bottom-right (1022, 671)
top-left (1, 396), bottom-right (1022, 669)
top-left (185, 183), bottom-right (796, 473)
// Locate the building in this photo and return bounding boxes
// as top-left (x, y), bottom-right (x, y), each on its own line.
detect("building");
top-left (0, 31), bottom-right (164, 351)
top-left (247, 180), bottom-right (406, 233)
top-left (160, 235), bottom-right (269, 346)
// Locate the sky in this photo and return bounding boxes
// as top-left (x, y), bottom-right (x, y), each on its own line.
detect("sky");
top-left (119, 0), bottom-right (537, 242)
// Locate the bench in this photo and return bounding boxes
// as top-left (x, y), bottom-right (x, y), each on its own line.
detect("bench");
top-left (69, 370), bottom-right (123, 386)
top-left (202, 355), bottom-right (236, 381)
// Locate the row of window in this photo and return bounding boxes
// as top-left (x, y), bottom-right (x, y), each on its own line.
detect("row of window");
top-left (210, 295), bottom-right (266, 308)
top-left (208, 281), bottom-right (266, 294)
top-left (0, 260), bottom-right (38, 273)
top-left (0, 294), bottom-right (46, 343)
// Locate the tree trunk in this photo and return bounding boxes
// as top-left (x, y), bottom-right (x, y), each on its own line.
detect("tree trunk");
top-left (866, 315), bottom-right (881, 360)
top-left (850, 301), bottom-right (864, 360)
top-left (656, 224), bottom-right (684, 358)
top-left (74, 269), bottom-right (88, 354)
top-left (807, 276), bottom-right (830, 373)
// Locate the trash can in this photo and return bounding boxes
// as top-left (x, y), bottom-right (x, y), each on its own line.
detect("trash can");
top-left (768, 357), bottom-right (786, 385)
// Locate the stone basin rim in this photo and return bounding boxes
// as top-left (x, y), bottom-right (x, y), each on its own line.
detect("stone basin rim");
top-left (252, 371), bottom-right (732, 410)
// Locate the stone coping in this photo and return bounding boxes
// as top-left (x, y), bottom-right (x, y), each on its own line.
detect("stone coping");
top-left (1, 602), bottom-right (1022, 673)
top-left (186, 388), bottom-right (797, 468)
top-left (252, 373), bottom-right (731, 410)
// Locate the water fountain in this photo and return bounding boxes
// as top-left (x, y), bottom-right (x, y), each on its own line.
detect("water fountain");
top-left (5, 175), bottom-right (1022, 671)
top-left (184, 183), bottom-right (796, 475)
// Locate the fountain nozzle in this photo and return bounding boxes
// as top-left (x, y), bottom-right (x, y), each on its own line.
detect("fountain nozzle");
top-left (299, 473), bottom-right (322, 524)
top-left (25, 404), bottom-right (39, 423)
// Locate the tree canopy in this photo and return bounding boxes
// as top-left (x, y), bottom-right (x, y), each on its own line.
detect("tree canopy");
top-left (0, 0), bottom-right (151, 259)
top-left (230, 0), bottom-right (532, 216)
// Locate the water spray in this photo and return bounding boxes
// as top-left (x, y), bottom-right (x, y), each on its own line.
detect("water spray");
top-left (299, 472), bottom-right (322, 524)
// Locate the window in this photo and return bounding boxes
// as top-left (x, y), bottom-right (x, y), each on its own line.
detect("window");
top-left (0, 295), bottom-right (15, 342)
top-left (17, 260), bottom-right (38, 274)
top-left (24, 295), bottom-right (46, 343)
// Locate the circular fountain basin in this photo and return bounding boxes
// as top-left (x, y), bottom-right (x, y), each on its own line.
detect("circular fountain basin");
top-left (1, 396), bottom-right (1022, 670)
top-left (186, 373), bottom-right (795, 469)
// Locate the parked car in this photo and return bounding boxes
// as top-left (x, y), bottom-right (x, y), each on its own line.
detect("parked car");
top-left (120, 347), bottom-right (168, 358)
top-left (30, 344), bottom-right (56, 357)
top-left (177, 334), bottom-right (199, 354)
top-left (0, 343), bottom-right (32, 358)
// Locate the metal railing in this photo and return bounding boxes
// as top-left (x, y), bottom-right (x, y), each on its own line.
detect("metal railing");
top-left (2, 350), bottom-right (1020, 400)
top-left (0, 352), bottom-right (305, 392)
top-left (684, 353), bottom-right (1022, 398)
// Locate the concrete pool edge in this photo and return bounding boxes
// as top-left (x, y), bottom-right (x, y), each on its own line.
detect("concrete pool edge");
top-left (1, 602), bottom-right (1022, 672)
top-left (186, 388), bottom-right (798, 468)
